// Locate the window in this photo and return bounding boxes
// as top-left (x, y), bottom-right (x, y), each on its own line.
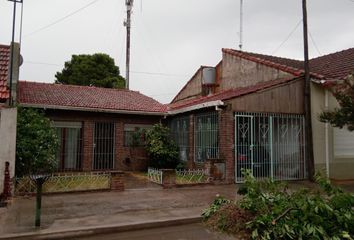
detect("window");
top-left (53, 122), bottom-right (83, 171)
top-left (124, 124), bottom-right (152, 146)
top-left (194, 112), bottom-right (219, 162)
top-left (170, 116), bottom-right (189, 161)
top-left (334, 128), bottom-right (354, 157)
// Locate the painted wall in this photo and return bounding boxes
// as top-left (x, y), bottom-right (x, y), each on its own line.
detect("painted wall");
top-left (0, 108), bottom-right (17, 195)
top-left (311, 84), bottom-right (354, 180)
top-left (221, 52), bottom-right (293, 90)
top-left (172, 68), bottom-right (203, 103)
top-left (228, 79), bottom-right (304, 114)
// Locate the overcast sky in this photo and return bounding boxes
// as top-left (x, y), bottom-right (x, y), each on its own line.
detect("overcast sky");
top-left (1, 0), bottom-right (353, 103)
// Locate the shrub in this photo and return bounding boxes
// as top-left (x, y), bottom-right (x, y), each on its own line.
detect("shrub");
top-left (16, 107), bottom-right (59, 177)
top-left (204, 170), bottom-right (354, 240)
top-left (144, 123), bottom-right (179, 169)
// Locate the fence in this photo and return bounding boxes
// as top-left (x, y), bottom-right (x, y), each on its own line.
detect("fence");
top-left (147, 168), bottom-right (163, 184)
top-left (175, 169), bottom-right (209, 184)
top-left (235, 112), bottom-right (306, 183)
top-left (15, 172), bottom-right (112, 195)
top-left (148, 168), bottom-right (210, 186)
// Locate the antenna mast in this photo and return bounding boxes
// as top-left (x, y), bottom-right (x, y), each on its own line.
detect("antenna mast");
top-left (239, 0), bottom-right (243, 50)
top-left (124, 0), bottom-right (133, 89)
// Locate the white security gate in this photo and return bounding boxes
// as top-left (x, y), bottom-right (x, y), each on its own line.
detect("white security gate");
top-left (235, 112), bottom-right (306, 183)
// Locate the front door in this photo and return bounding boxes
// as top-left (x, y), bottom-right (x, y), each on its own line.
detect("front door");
top-left (93, 122), bottom-right (115, 170)
top-left (235, 115), bottom-right (254, 182)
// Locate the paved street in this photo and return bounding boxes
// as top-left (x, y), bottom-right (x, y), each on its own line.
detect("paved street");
top-left (69, 224), bottom-right (235, 240)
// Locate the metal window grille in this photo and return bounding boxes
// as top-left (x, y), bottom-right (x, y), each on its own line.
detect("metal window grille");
top-left (194, 112), bottom-right (219, 162)
top-left (55, 127), bottom-right (83, 171)
top-left (235, 112), bottom-right (306, 183)
top-left (170, 116), bottom-right (189, 161)
top-left (93, 122), bottom-right (115, 170)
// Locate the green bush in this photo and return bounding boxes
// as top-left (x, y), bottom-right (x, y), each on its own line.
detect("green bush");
top-left (144, 123), bottom-right (179, 169)
top-left (204, 170), bottom-right (354, 240)
top-left (16, 107), bottom-right (59, 177)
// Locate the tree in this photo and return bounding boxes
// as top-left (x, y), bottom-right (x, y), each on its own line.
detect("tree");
top-left (16, 107), bottom-right (59, 227)
top-left (320, 74), bottom-right (354, 131)
top-left (144, 123), bottom-right (179, 169)
top-left (55, 53), bottom-right (125, 89)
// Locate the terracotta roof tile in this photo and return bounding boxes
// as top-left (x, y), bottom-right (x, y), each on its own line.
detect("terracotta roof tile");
top-left (19, 81), bottom-right (167, 114)
top-left (309, 48), bottom-right (354, 79)
top-left (0, 44), bottom-right (10, 102)
top-left (223, 48), bottom-right (354, 80)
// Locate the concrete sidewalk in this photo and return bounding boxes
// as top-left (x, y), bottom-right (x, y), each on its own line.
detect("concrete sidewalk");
top-left (0, 184), bottom-right (239, 239)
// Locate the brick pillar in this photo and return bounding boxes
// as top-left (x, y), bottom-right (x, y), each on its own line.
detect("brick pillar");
top-left (219, 109), bottom-right (235, 183)
top-left (162, 169), bottom-right (176, 188)
top-left (2, 162), bottom-right (11, 199)
top-left (83, 121), bottom-right (94, 171)
top-left (115, 121), bottom-right (124, 170)
top-left (110, 171), bottom-right (125, 191)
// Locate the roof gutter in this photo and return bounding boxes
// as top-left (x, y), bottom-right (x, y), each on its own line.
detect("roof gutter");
top-left (19, 103), bottom-right (167, 116)
top-left (168, 100), bottom-right (225, 115)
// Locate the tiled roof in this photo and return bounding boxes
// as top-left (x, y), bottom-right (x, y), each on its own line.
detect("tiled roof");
top-left (223, 48), bottom-right (354, 80)
top-left (0, 44), bottom-right (10, 101)
top-left (169, 76), bottom-right (300, 111)
top-left (18, 81), bottom-right (167, 114)
top-left (309, 48), bottom-right (354, 79)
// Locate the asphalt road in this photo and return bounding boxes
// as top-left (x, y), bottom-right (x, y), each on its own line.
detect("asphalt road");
top-left (69, 224), bottom-right (235, 240)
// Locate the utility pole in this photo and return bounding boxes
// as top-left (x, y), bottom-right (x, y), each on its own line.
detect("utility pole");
top-left (302, 0), bottom-right (315, 181)
top-left (124, 0), bottom-right (133, 90)
top-left (239, 0), bottom-right (243, 50)
top-left (7, 0), bottom-right (22, 107)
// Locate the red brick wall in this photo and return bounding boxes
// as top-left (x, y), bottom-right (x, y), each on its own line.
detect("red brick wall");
top-left (219, 108), bottom-right (235, 183)
top-left (172, 108), bottom-right (236, 183)
top-left (45, 110), bottom-right (161, 172)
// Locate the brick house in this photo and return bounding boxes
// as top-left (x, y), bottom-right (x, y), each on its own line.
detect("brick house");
top-left (167, 48), bottom-right (354, 183)
top-left (18, 81), bottom-right (166, 172)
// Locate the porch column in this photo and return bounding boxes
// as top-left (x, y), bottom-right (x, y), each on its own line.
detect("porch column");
top-left (219, 109), bottom-right (234, 183)
top-left (82, 121), bottom-right (94, 171)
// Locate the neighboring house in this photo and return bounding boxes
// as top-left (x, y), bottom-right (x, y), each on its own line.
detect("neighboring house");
top-left (0, 43), bottom-right (19, 195)
top-left (168, 48), bottom-right (354, 183)
top-left (18, 81), bottom-right (166, 172)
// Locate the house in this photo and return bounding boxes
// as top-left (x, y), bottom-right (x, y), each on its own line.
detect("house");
top-left (17, 81), bottom-right (166, 172)
top-left (0, 43), bottom-right (19, 196)
top-left (168, 48), bottom-right (354, 183)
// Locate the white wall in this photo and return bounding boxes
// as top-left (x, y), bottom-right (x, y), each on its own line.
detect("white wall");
top-left (0, 108), bottom-right (17, 195)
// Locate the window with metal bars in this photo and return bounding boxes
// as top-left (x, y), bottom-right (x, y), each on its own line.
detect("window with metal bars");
top-left (93, 122), bottom-right (115, 170)
top-left (194, 112), bottom-right (219, 162)
top-left (169, 116), bottom-right (189, 162)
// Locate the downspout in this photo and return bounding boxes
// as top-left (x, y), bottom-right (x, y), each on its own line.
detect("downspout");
top-left (325, 89), bottom-right (330, 178)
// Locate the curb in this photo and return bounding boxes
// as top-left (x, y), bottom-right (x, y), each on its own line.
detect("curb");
top-left (0, 216), bottom-right (203, 240)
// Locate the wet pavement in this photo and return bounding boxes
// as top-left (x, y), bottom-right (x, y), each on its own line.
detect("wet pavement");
top-left (0, 184), bottom-right (239, 238)
top-left (69, 223), bottom-right (235, 240)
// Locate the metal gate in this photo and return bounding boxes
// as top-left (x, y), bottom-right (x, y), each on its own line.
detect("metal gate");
top-left (93, 122), bottom-right (115, 170)
top-left (235, 112), bottom-right (306, 183)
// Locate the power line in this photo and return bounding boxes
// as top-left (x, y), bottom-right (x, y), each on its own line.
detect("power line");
top-left (309, 31), bottom-right (322, 56)
top-left (24, 61), bottom-right (187, 77)
top-left (23, 0), bottom-right (100, 38)
top-left (272, 19), bottom-right (302, 55)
